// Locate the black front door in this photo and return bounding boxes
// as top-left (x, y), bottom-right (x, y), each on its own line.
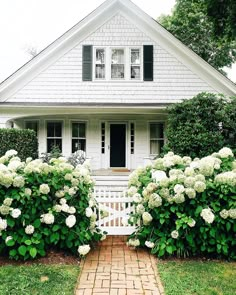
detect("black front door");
top-left (110, 124), bottom-right (126, 167)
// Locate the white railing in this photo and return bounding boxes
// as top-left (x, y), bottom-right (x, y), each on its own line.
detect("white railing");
top-left (94, 188), bottom-right (136, 235)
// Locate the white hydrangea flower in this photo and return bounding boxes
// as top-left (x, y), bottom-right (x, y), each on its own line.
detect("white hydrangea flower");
top-left (11, 208), bottom-right (21, 218)
top-left (152, 170), bottom-right (167, 182)
top-left (55, 190), bottom-right (65, 198)
top-left (65, 215), bottom-right (76, 228)
top-left (185, 188), bottom-right (196, 199)
top-left (187, 219), bottom-right (196, 227)
top-left (127, 186), bottom-right (138, 196)
top-left (159, 188), bottom-right (170, 199)
top-left (0, 205), bottom-right (11, 215)
top-left (13, 176), bottom-right (25, 188)
top-left (194, 181), bottom-right (206, 193)
top-left (200, 208), bottom-right (215, 224)
top-left (136, 204), bottom-right (145, 215)
top-left (61, 203), bottom-right (69, 213)
top-left (100, 235), bottom-right (106, 241)
top-left (219, 209), bottom-right (229, 219)
top-left (41, 213), bottom-right (55, 224)
top-left (24, 188), bottom-right (32, 196)
top-left (228, 209), bottom-right (236, 219)
top-left (183, 156), bottom-right (192, 165)
top-left (121, 216), bottom-right (129, 226)
top-left (171, 230), bottom-right (179, 239)
top-left (71, 178), bottom-right (79, 187)
top-left (148, 193), bottom-right (162, 208)
top-left (25, 225), bottom-right (35, 235)
top-left (218, 147), bottom-right (234, 158)
top-left (68, 206), bottom-right (76, 214)
top-left (174, 184), bottom-right (185, 194)
top-left (142, 212), bottom-right (153, 225)
top-left (68, 187), bottom-right (76, 196)
top-left (127, 238), bottom-right (140, 247)
top-left (8, 160), bottom-right (22, 171)
top-left (5, 150), bottom-right (18, 158)
top-left (215, 171), bottom-right (236, 187)
top-left (173, 194), bottom-right (185, 204)
top-left (78, 245), bottom-right (91, 256)
top-left (146, 182), bottom-right (158, 193)
top-left (86, 207), bottom-right (93, 218)
top-left (184, 167), bottom-right (196, 177)
top-left (3, 198), bottom-right (13, 207)
top-left (39, 184), bottom-right (50, 195)
top-left (0, 218), bottom-right (7, 231)
top-left (133, 193), bottom-right (142, 203)
top-left (60, 198), bottom-right (67, 205)
top-left (64, 173), bottom-right (73, 181)
top-left (53, 204), bottom-right (62, 213)
top-left (145, 241), bottom-right (155, 248)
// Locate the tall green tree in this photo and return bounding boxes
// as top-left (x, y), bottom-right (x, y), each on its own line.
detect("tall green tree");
top-left (206, 0), bottom-right (236, 41)
top-left (159, 0), bottom-right (236, 73)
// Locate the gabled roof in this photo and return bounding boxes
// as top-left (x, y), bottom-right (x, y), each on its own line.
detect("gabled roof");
top-left (0, 0), bottom-right (236, 102)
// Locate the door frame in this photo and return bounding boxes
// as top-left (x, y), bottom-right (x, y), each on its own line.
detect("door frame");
top-left (108, 122), bottom-right (128, 169)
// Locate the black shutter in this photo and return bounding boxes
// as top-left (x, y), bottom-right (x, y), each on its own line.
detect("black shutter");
top-left (143, 45), bottom-right (153, 81)
top-left (82, 45), bottom-right (93, 81)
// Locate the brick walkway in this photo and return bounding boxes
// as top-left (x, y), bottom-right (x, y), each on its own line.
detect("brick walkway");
top-left (75, 236), bottom-right (164, 295)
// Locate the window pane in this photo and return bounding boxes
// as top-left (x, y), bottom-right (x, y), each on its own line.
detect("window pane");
top-left (72, 123), bottom-right (78, 138)
top-left (111, 49), bottom-right (124, 64)
top-left (96, 65), bottom-right (105, 79)
top-left (47, 139), bottom-right (62, 153)
top-left (72, 139), bottom-right (86, 153)
top-left (150, 140), bottom-right (164, 155)
top-left (150, 123), bottom-right (164, 138)
top-left (131, 49), bottom-right (140, 64)
top-left (78, 123), bottom-right (86, 138)
top-left (111, 65), bottom-right (124, 79)
top-left (96, 49), bottom-right (105, 64)
top-left (47, 122), bottom-right (62, 137)
top-left (131, 66), bottom-right (140, 79)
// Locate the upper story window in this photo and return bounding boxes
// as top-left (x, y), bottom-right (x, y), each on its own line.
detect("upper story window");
top-left (84, 45), bottom-right (153, 81)
top-left (130, 49), bottom-right (141, 80)
top-left (95, 48), bottom-right (105, 79)
top-left (111, 49), bottom-right (125, 79)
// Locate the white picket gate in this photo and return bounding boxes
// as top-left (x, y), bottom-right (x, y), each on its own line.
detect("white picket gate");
top-left (94, 188), bottom-right (136, 235)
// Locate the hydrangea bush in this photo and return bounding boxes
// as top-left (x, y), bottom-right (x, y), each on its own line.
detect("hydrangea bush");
top-left (127, 147), bottom-right (236, 259)
top-left (0, 150), bottom-right (104, 260)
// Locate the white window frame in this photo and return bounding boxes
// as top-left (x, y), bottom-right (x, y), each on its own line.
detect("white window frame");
top-left (46, 121), bottom-right (63, 153)
top-left (149, 122), bottom-right (165, 156)
top-left (130, 47), bottom-right (142, 80)
top-left (94, 47), bottom-right (106, 80)
top-left (71, 121), bottom-right (87, 153)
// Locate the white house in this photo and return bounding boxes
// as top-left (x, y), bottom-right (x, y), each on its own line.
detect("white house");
top-left (0, 0), bottom-right (236, 170)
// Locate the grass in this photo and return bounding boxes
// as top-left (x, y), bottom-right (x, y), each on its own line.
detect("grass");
top-left (0, 264), bottom-right (80, 295)
top-left (158, 260), bottom-right (236, 295)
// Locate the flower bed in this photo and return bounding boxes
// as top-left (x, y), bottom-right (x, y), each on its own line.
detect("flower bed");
top-left (127, 147), bottom-right (236, 259)
top-left (0, 150), bottom-right (103, 260)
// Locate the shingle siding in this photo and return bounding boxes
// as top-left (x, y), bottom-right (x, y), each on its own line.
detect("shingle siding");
top-left (8, 13), bottom-right (215, 103)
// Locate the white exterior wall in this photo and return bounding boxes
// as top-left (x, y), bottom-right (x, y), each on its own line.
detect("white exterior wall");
top-left (8, 13), bottom-right (215, 104)
top-left (14, 113), bottom-right (166, 170)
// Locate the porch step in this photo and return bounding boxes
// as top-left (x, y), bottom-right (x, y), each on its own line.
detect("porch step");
top-left (93, 175), bottom-right (129, 193)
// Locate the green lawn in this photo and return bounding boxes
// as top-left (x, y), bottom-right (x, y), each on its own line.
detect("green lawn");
top-left (0, 264), bottom-right (80, 295)
top-left (158, 260), bottom-right (236, 295)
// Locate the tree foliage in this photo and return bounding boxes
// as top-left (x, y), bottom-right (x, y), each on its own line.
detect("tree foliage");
top-left (165, 92), bottom-right (236, 158)
top-left (206, 0), bottom-right (236, 41)
top-left (159, 0), bottom-right (236, 73)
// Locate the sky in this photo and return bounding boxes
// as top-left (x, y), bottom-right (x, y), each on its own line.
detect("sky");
top-left (0, 0), bottom-right (235, 83)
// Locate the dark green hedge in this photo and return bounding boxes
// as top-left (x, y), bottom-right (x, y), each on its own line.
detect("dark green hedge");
top-left (0, 129), bottom-right (38, 160)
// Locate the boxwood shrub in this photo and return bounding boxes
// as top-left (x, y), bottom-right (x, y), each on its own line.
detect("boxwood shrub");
top-left (127, 147), bottom-right (236, 260)
top-left (0, 129), bottom-right (38, 160)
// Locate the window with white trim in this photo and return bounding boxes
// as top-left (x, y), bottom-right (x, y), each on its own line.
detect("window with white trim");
top-left (130, 49), bottom-right (141, 80)
top-left (150, 123), bottom-right (164, 155)
top-left (72, 122), bottom-right (86, 153)
top-left (111, 48), bottom-right (125, 79)
top-left (25, 121), bottom-right (38, 136)
top-left (47, 122), bottom-right (62, 153)
top-left (95, 48), bottom-right (105, 79)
